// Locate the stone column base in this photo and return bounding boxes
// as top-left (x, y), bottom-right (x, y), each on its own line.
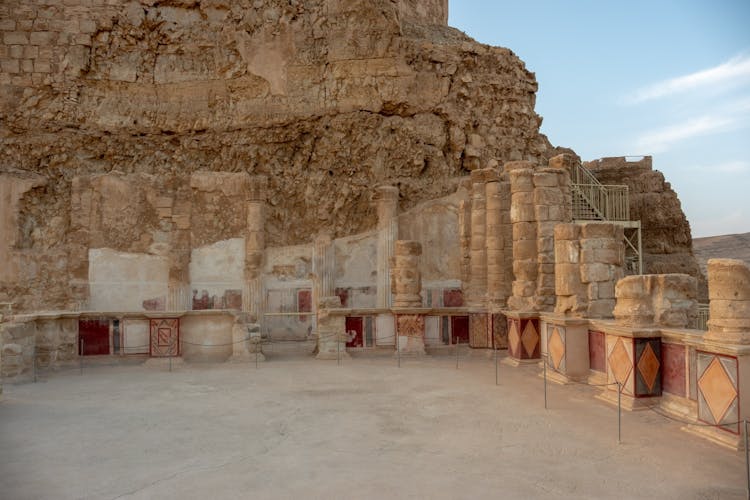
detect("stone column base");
top-left (144, 357), bottom-right (185, 369)
top-left (595, 389), bottom-right (660, 412)
top-left (396, 335), bottom-right (427, 357)
top-left (229, 351), bottom-right (266, 363)
top-left (316, 342), bottom-right (351, 361)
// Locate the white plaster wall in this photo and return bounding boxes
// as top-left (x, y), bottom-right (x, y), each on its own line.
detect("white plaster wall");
top-left (88, 249), bottom-right (169, 311)
top-left (376, 313), bottom-right (395, 346)
top-left (334, 231), bottom-right (377, 288)
top-left (189, 238), bottom-right (245, 304)
top-left (425, 315), bottom-right (441, 345)
top-left (123, 319), bottom-right (149, 354)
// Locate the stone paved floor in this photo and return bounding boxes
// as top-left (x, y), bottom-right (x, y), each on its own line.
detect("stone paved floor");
top-left (0, 350), bottom-right (745, 499)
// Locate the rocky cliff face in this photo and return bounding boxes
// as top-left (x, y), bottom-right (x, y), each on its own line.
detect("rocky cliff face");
top-left (1, 0), bottom-right (546, 248)
top-left (0, 1), bottom-right (705, 311)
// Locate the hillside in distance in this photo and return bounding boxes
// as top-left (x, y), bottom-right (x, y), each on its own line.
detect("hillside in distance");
top-left (692, 232), bottom-right (750, 275)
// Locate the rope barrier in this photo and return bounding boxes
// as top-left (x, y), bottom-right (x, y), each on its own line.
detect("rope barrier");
top-left (644, 403), bottom-right (743, 428)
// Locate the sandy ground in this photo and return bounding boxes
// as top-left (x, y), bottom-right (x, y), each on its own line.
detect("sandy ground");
top-left (0, 348), bottom-right (745, 500)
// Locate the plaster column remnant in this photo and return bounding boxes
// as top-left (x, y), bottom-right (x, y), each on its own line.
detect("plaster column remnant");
top-left (506, 160), bottom-right (537, 311)
top-left (244, 175), bottom-right (267, 319)
top-left (374, 186), bottom-right (399, 309)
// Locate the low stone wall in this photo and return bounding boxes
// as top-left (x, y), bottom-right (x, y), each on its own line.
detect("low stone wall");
top-left (0, 310), bottom-right (245, 380)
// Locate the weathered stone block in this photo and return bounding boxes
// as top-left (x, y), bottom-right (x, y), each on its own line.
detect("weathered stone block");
top-left (580, 263), bottom-right (611, 283)
top-left (581, 222), bottom-right (617, 239)
top-left (3, 31), bottom-right (28, 45)
top-left (554, 223), bottom-right (580, 241)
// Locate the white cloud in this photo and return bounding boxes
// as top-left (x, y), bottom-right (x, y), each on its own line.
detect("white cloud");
top-left (626, 54), bottom-right (750, 104)
top-left (634, 114), bottom-right (738, 153)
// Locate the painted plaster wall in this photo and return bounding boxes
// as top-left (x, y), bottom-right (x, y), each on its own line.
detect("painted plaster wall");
top-left (264, 243), bottom-right (313, 339)
top-left (189, 238), bottom-right (245, 309)
top-left (122, 319), bottom-right (149, 354)
top-left (398, 194), bottom-right (462, 282)
top-left (88, 248), bottom-right (169, 311)
top-left (334, 231), bottom-right (377, 288)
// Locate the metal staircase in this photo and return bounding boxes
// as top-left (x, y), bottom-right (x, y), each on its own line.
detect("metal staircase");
top-left (572, 163), bottom-right (643, 275)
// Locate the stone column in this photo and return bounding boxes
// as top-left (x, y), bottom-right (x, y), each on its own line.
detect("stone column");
top-left (506, 161), bottom-right (537, 311)
top-left (486, 175), bottom-right (506, 307)
top-left (533, 166), bottom-right (570, 311)
top-left (229, 312), bottom-right (264, 362)
top-left (580, 223), bottom-right (625, 319)
top-left (457, 186), bottom-right (472, 288)
top-left (312, 231), bottom-right (335, 333)
top-left (391, 240), bottom-right (426, 356)
top-left (468, 169), bottom-right (492, 308)
top-left (554, 223), bottom-right (587, 316)
top-left (68, 176), bottom-right (91, 309)
top-left (316, 296), bottom-right (350, 360)
top-left (705, 259), bottom-right (750, 344)
top-left (167, 187), bottom-right (192, 310)
top-left (374, 186), bottom-right (399, 310)
top-left (244, 176), bottom-right (267, 320)
top-left (692, 259), bottom-right (750, 448)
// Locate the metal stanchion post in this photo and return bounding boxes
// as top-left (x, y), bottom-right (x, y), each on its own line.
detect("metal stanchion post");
top-left (617, 382), bottom-right (622, 444)
top-left (337, 335), bottom-right (341, 366)
top-left (494, 344), bottom-right (498, 386)
top-left (79, 338), bottom-right (84, 375)
top-left (543, 354), bottom-right (548, 410)
top-left (255, 343), bottom-right (259, 369)
top-left (33, 345), bottom-right (37, 383)
top-left (169, 339), bottom-right (173, 373)
top-left (455, 340), bottom-right (459, 370)
top-left (744, 419), bottom-right (749, 499)
top-left (397, 334), bottom-right (401, 368)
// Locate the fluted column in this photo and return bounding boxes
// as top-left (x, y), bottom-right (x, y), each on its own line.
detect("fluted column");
top-left (244, 176), bottom-right (267, 320)
top-left (374, 186), bottom-right (399, 309)
top-left (312, 231), bottom-right (335, 333)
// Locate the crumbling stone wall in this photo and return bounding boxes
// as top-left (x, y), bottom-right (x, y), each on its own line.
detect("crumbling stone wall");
top-left (583, 156), bottom-right (704, 295)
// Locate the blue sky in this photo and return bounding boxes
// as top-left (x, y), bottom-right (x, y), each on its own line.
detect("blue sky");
top-left (449, 1), bottom-right (750, 237)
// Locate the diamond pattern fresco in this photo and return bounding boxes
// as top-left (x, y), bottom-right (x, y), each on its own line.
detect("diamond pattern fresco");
top-left (547, 326), bottom-right (565, 370)
top-left (697, 352), bottom-right (738, 433)
top-left (608, 337), bottom-right (632, 388)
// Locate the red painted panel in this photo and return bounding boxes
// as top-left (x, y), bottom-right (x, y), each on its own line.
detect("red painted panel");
top-left (345, 316), bottom-right (363, 348)
top-left (662, 343), bottom-right (686, 397)
top-left (443, 289), bottom-right (464, 307)
top-left (78, 319), bottom-right (110, 355)
top-left (588, 330), bottom-right (606, 373)
top-left (451, 316), bottom-right (469, 345)
top-left (335, 288), bottom-right (349, 308)
top-left (224, 290), bottom-right (243, 310)
top-left (298, 289), bottom-right (312, 323)
top-left (192, 290), bottom-right (214, 310)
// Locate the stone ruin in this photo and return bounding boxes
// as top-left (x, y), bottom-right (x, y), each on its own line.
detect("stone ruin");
top-left (2, 0), bottom-right (743, 449)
